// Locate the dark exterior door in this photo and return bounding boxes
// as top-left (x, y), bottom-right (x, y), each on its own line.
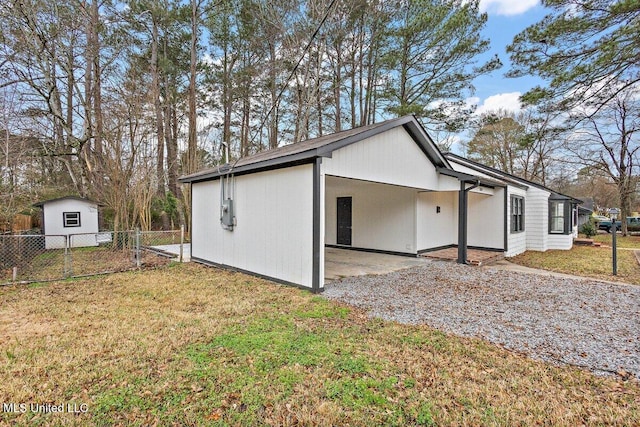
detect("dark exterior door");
top-left (337, 197), bottom-right (352, 246)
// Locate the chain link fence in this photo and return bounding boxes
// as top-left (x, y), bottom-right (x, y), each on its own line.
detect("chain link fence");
top-left (1, 229), bottom-right (189, 286)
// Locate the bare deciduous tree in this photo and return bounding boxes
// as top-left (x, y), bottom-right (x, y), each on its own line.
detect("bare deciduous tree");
top-left (567, 88), bottom-right (640, 235)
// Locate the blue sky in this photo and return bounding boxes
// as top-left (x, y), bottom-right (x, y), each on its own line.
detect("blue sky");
top-left (470, 0), bottom-right (549, 115)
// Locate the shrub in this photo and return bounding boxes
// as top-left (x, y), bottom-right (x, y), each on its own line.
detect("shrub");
top-left (580, 221), bottom-right (597, 238)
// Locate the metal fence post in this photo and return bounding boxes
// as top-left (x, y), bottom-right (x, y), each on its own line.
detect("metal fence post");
top-left (180, 224), bottom-right (184, 263)
top-left (136, 228), bottom-right (141, 268)
top-left (64, 235), bottom-right (71, 278)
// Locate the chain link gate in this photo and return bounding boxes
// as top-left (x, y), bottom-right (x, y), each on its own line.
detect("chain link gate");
top-left (1, 229), bottom-right (187, 286)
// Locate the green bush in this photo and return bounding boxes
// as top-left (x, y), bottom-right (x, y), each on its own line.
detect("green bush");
top-left (580, 221), bottom-right (597, 238)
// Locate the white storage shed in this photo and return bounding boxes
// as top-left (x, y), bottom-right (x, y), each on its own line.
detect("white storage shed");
top-left (33, 196), bottom-right (100, 249)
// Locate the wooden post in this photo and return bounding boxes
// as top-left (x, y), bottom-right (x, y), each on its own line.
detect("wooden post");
top-left (180, 224), bottom-right (184, 263)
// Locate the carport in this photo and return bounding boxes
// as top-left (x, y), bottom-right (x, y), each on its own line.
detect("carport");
top-left (316, 120), bottom-right (458, 288)
top-left (182, 115), bottom-right (506, 293)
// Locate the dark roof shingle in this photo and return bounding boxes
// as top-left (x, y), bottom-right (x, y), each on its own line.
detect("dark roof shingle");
top-left (179, 115), bottom-right (449, 183)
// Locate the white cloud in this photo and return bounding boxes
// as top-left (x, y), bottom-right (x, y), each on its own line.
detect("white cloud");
top-left (474, 92), bottom-right (523, 115)
top-left (479, 0), bottom-right (539, 16)
top-left (465, 96), bottom-right (480, 108)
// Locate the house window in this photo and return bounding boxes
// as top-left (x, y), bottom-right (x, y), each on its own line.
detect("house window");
top-left (63, 212), bottom-right (81, 228)
top-left (511, 196), bottom-right (524, 233)
top-left (549, 201), bottom-right (565, 233)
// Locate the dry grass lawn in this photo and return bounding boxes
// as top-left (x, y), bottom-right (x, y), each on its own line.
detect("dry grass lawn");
top-left (511, 245), bottom-right (640, 285)
top-left (1, 263), bottom-right (639, 426)
top-left (592, 233), bottom-right (640, 249)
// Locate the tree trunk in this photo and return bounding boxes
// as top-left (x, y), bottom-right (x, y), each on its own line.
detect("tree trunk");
top-left (268, 42), bottom-right (278, 149)
top-left (315, 44), bottom-right (323, 136)
top-left (333, 40), bottom-right (342, 132)
top-left (151, 18), bottom-right (165, 197)
top-left (221, 43), bottom-right (232, 162)
top-left (90, 0), bottom-right (103, 190)
top-left (618, 175), bottom-right (632, 236)
top-left (165, 97), bottom-right (178, 197)
top-left (187, 0), bottom-right (198, 174)
top-left (350, 45), bottom-right (356, 128)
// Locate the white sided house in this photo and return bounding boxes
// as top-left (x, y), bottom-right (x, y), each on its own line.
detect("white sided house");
top-left (445, 154), bottom-right (580, 256)
top-left (33, 196), bottom-right (100, 249)
top-left (181, 115), bottom-right (579, 292)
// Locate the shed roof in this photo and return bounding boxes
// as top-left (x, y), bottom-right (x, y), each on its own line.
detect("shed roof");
top-left (33, 196), bottom-right (98, 208)
top-left (179, 115), bottom-right (451, 183)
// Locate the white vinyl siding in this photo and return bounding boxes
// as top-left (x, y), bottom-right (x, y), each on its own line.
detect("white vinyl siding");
top-left (547, 233), bottom-right (573, 250)
top-left (42, 199), bottom-right (99, 249)
top-left (322, 126), bottom-right (441, 190)
top-left (468, 188), bottom-right (505, 250)
top-left (325, 176), bottom-right (417, 254)
top-left (524, 188), bottom-right (551, 251)
top-left (417, 191), bottom-right (457, 250)
top-left (191, 164), bottom-right (316, 288)
top-left (505, 187), bottom-right (527, 257)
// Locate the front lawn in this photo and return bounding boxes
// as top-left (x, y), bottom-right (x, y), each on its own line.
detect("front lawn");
top-left (511, 245), bottom-right (640, 285)
top-left (1, 263), bottom-right (638, 425)
top-left (592, 233), bottom-right (640, 249)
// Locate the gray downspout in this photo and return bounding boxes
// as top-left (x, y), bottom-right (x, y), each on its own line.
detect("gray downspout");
top-left (457, 179), bottom-right (480, 264)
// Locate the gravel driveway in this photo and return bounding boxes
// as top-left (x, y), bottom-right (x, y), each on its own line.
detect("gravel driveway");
top-left (322, 260), bottom-right (640, 379)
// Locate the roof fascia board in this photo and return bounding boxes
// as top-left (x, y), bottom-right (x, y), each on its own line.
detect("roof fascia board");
top-left (445, 154), bottom-right (529, 190)
top-left (448, 153), bottom-right (582, 203)
top-left (549, 193), bottom-right (583, 203)
top-left (179, 152), bottom-right (319, 183)
top-left (33, 196), bottom-right (99, 207)
top-left (449, 154), bottom-right (581, 202)
top-left (180, 115), bottom-right (454, 183)
top-left (316, 115), bottom-right (451, 170)
top-left (402, 119), bottom-right (452, 169)
top-left (437, 167), bottom-right (505, 189)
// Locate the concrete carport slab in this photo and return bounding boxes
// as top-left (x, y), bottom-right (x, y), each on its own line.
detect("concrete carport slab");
top-left (324, 247), bottom-right (429, 283)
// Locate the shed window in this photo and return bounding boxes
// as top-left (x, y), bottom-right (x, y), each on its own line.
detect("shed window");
top-left (549, 201), bottom-right (565, 233)
top-left (63, 212), bottom-right (81, 228)
top-left (511, 196), bottom-right (524, 233)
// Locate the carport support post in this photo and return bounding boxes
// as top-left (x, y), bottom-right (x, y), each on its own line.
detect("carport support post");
top-left (312, 158), bottom-right (322, 293)
top-left (457, 179), bottom-right (480, 264)
top-left (457, 180), bottom-right (468, 264)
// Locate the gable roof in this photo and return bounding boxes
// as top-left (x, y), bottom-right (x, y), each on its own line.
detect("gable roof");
top-left (445, 153), bottom-right (581, 202)
top-left (33, 196), bottom-right (98, 208)
top-left (577, 197), bottom-right (594, 211)
top-left (179, 115), bottom-right (452, 183)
